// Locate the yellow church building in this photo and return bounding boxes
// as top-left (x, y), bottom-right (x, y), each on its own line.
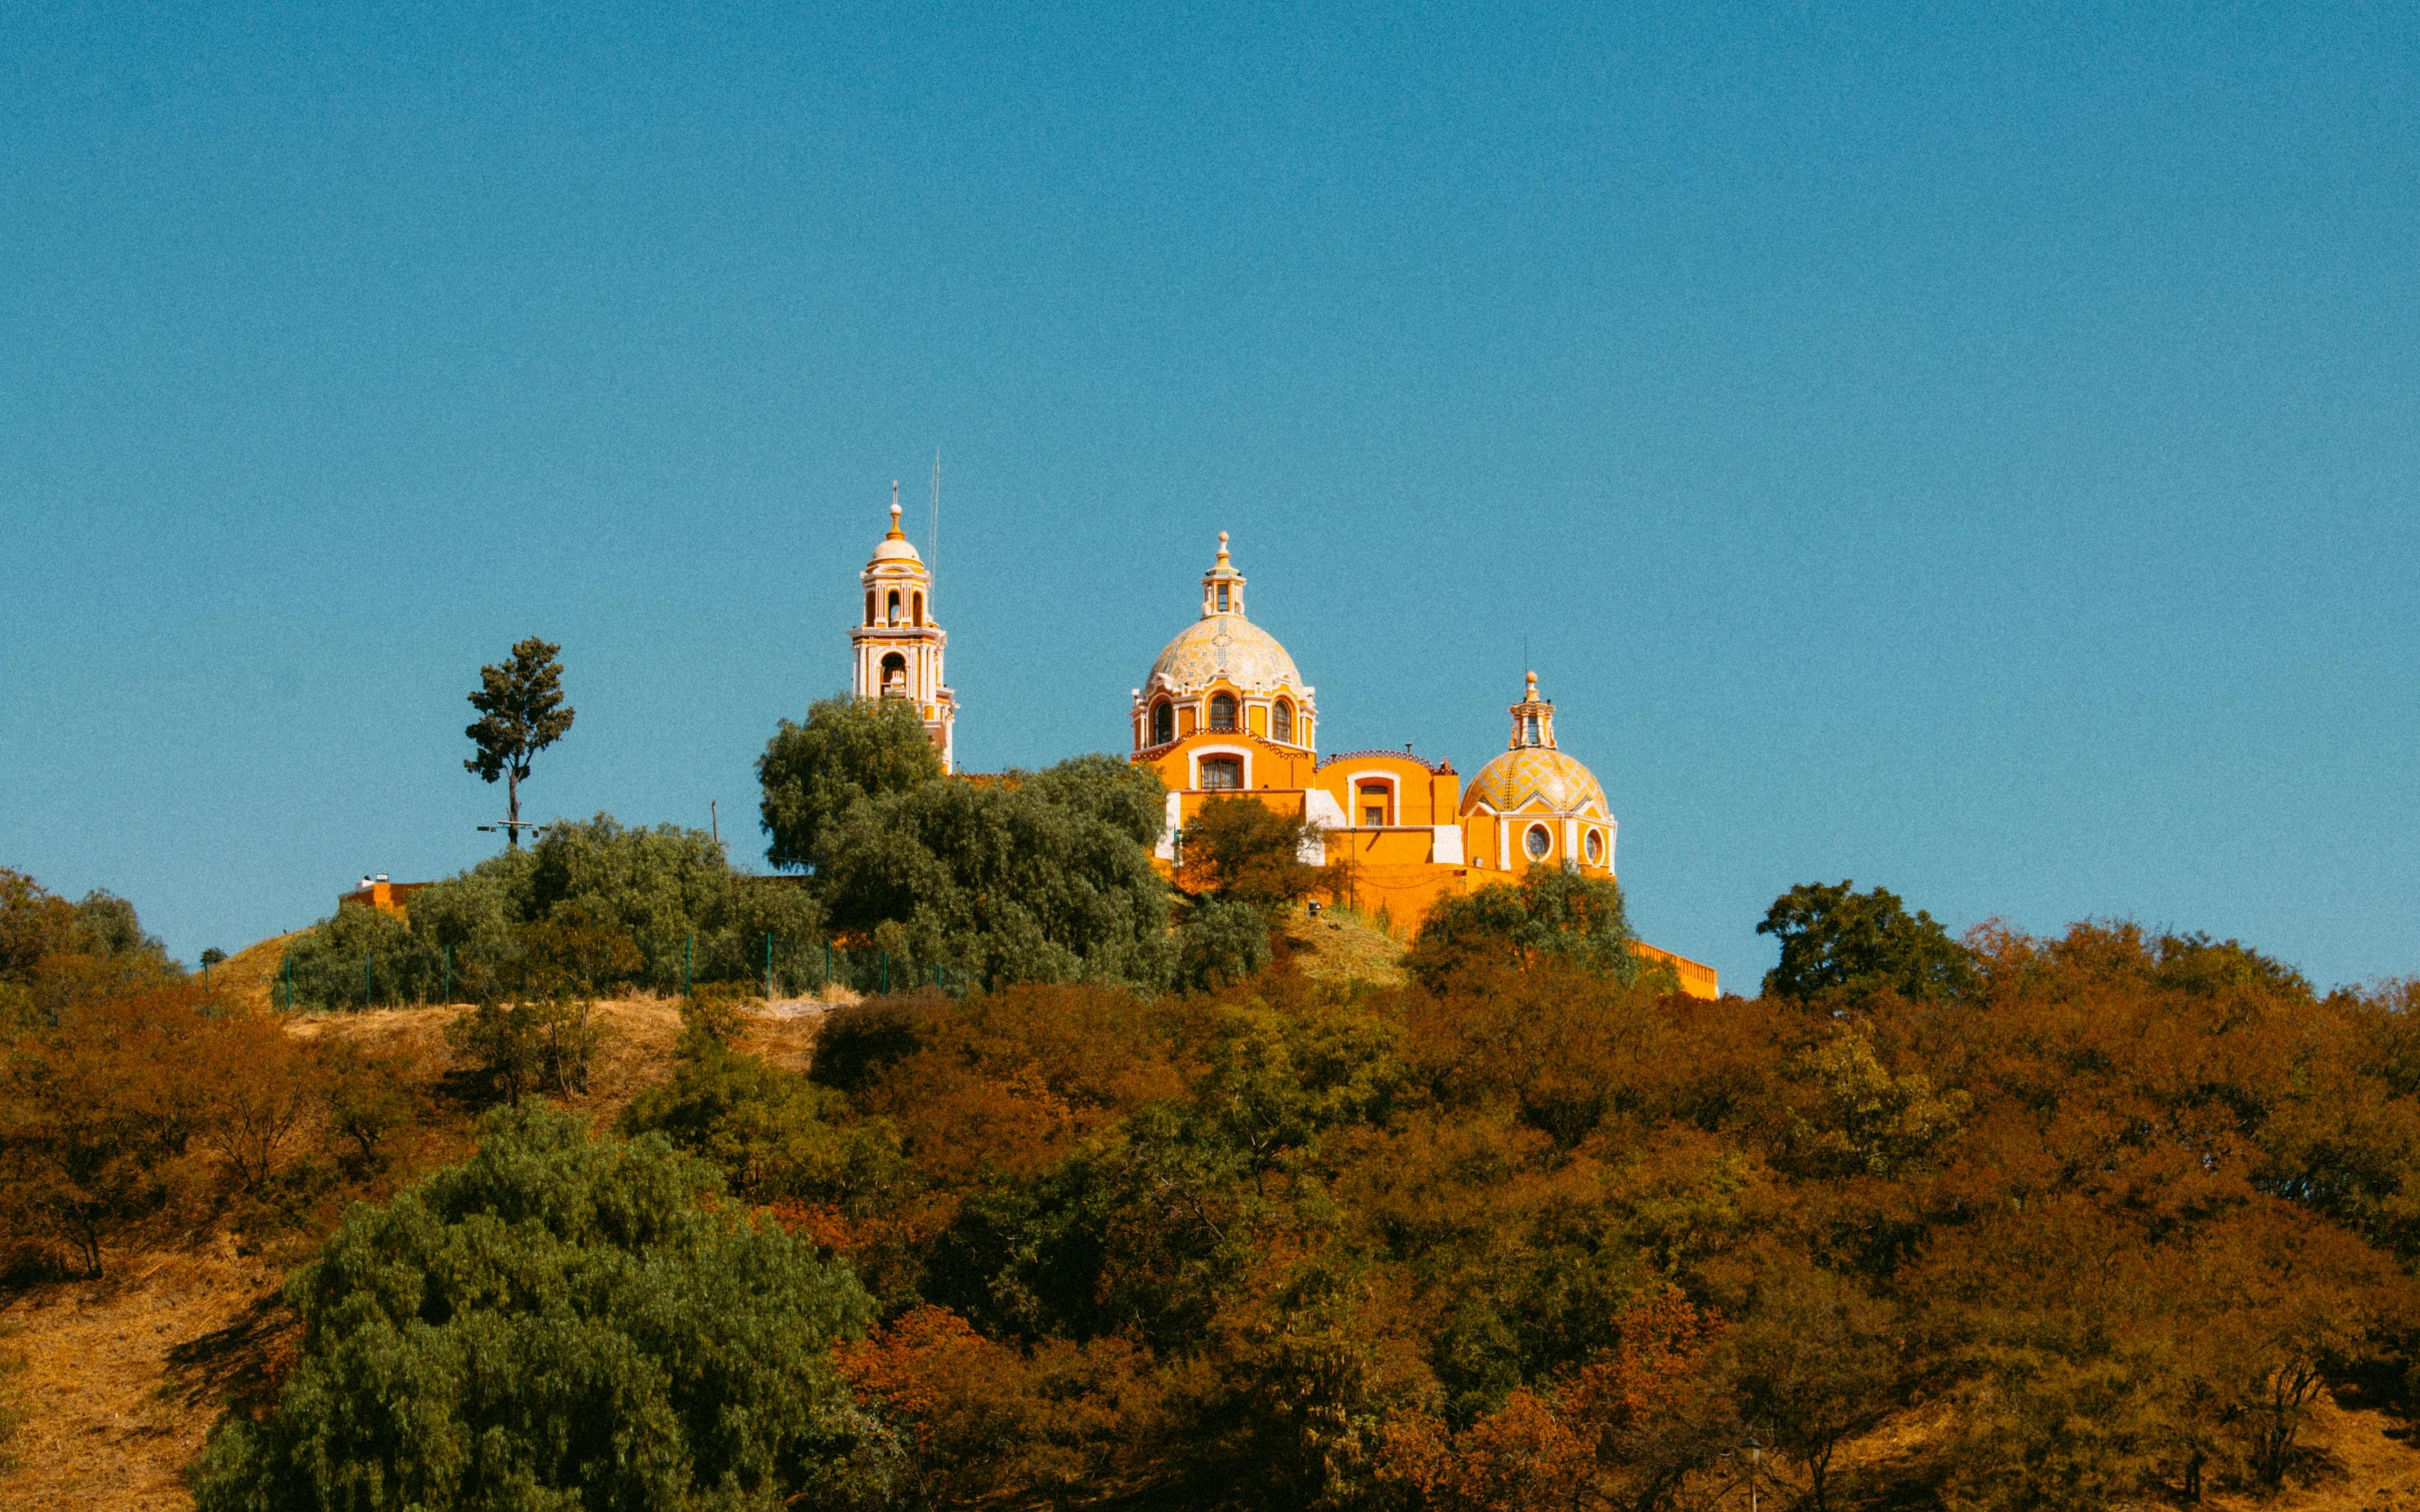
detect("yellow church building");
top-left (851, 509), bottom-right (1716, 998)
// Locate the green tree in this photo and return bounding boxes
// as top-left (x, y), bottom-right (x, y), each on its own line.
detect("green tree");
top-left (816, 760), bottom-right (1173, 990)
top-left (463, 635), bottom-right (575, 847)
top-left (758, 695), bottom-right (946, 871)
top-left (193, 1104), bottom-right (886, 1511)
top-left (1404, 865), bottom-right (1639, 992)
top-left (1179, 795), bottom-right (1321, 909)
top-left (1178, 898), bottom-right (1274, 992)
top-left (1756, 879), bottom-right (1975, 1002)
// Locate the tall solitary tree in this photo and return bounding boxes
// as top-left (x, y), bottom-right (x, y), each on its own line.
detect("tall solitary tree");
top-left (463, 637), bottom-right (574, 847)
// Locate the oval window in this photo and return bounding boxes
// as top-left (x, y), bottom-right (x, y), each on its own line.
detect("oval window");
top-left (1524, 824), bottom-right (1552, 860)
top-left (1585, 828), bottom-right (1604, 864)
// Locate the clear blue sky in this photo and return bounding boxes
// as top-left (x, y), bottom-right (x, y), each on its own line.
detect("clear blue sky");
top-left (4, 2), bottom-right (2415, 992)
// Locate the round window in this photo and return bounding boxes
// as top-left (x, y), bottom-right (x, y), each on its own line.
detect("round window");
top-left (1523, 824), bottom-right (1552, 860)
top-left (1585, 828), bottom-right (1604, 864)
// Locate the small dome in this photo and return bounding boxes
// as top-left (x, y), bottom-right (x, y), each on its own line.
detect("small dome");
top-left (1461, 746), bottom-right (1611, 819)
top-left (1148, 615), bottom-right (1303, 695)
top-left (868, 493), bottom-right (923, 566)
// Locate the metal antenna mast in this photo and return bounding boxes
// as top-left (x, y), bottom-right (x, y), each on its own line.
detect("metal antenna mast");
top-left (929, 450), bottom-right (941, 584)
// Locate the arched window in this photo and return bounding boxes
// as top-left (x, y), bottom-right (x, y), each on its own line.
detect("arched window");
top-left (886, 590), bottom-right (901, 625)
top-left (912, 592), bottom-right (924, 625)
top-left (880, 652), bottom-right (908, 696)
top-left (1585, 828), bottom-right (1604, 864)
top-left (1524, 823), bottom-right (1553, 860)
top-left (1209, 694), bottom-right (1237, 732)
top-left (1151, 700), bottom-right (1174, 746)
top-left (1201, 756), bottom-right (1243, 790)
top-left (1273, 700), bottom-right (1293, 745)
top-left (1523, 714), bottom-right (1541, 746)
top-left (1216, 584), bottom-right (1231, 613)
top-left (865, 591), bottom-right (876, 624)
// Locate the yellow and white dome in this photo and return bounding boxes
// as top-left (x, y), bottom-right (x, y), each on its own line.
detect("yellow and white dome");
top-left (1462, 745), bottom-right (1611, 818)
top-left (1459, 672), bottom-right (1610, 818)
top-left (1148, 615), bottom-right (1303, 695)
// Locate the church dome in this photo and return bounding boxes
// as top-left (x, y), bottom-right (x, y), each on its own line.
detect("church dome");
top-left (1461, 746), bottom-right (1611, 818)
top-left (1147, 614), bottom-right (1303, 695)
top-left (1459, 671), bottom-right (1610, 818)
top-left (1142, 532), bottom-right (1307, 696)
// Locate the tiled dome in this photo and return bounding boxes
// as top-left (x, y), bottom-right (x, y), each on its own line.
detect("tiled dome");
top-left (1147, 614), bottom-right (1304, 695)
top-left (1461, 745), bottom-right (1611, 818)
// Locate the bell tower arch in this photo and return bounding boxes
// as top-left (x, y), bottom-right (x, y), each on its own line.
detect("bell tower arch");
top-left (849, 482), bottom-right (958, 770)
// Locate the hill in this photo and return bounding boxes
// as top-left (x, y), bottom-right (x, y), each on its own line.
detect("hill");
top-left (9, 892), bottom-right (2420, 1512)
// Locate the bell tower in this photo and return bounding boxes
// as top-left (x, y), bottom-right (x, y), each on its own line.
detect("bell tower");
top-left (1507, 670), bottom-right (1557, 750)
top-left (850, 482), bottom-right (958, 771)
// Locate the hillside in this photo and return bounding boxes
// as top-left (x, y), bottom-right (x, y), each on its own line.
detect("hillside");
top-left (10, 890), bottom-right (2420, 1512)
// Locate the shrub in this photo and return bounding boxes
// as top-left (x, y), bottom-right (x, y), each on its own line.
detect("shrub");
top-left (194, 1104), bottom-right (887, 1511)
top-left (1405, 865), bottom-right (1639, 992)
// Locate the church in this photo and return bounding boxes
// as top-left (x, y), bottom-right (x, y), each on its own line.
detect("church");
top-left (847, 500), bottom-right (1717, 999)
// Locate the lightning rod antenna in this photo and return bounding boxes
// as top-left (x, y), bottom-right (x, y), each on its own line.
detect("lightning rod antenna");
top-left (930, 450), bottom-right (940, 586)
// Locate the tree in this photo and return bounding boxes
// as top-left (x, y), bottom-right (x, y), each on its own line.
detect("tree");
top-left (194, 1104), bottom-right (886, 1510)
top-left (463, 635), bottom-right (574, 847)
top-left (1178, 898), bottom-right (1274, 992)
top-left (814, 760), bottom-right (1174, 990)
top-left (1404, 865), bottom-right (1639, 992)
top-left (1178, 796), bottom-right (1321, 908)
top-left (758, 695), bottom-right (946, 871)
top-left (1756, 879), bottom-right (1975, 1002)
top-left (1726, 1260), bottom-right (1902, 1512)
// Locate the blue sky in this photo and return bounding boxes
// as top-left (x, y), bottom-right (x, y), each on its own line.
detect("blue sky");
top-left (3, 2), bottom-right (2415, 992)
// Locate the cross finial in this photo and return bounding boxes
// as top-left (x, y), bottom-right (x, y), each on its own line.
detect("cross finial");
top-left (887, 480), bottom-right (904, 537)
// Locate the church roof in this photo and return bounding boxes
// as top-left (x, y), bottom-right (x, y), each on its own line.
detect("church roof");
top-left (1461, 746), bottom-right (1611, 818)
top-left (1147, 614), bottom-right (1304, 696)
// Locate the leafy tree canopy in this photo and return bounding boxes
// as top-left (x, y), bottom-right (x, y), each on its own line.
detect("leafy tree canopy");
top-left (194, 1104), bottom-right (885, 1511)
top-left (1405, 865), bottom-right (1640, 992)
top-left (1179, 795), bottom-right (1322, 909)
top-left (280, 816), bottom-right (826, 1007)
top-left (1756, 879), bottom-right (1976, 1002)
top-left (816, 766), bottom-right (1173, 991)
top-left (463, 636), bottom-right (574, 846)
top-left (757, 695), bottom-right (946, 872)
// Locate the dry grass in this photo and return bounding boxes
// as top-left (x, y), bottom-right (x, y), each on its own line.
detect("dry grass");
top-left (1279, 905), bottom-right (1408, 989)
top-left (0, 1242), bottom-right (282, 1511)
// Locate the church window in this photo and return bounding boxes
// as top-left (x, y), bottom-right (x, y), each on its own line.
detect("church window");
top-left (880, 652), bottom-right (908, 696)
top-left (865, 591), bottom-right (876, 624)
top-left (1273, 700), bottom-right (1293, 744)
top-left (1585, 828), bottom-right (1604, 864)
top-left (887, 590), bottom-right (901, 625)
top-left (1201, 756), bottom-right (1243, 790)
top-left (1523, 714), bottom-right (1541, 746)
top-left (1151, 700), bottom-right (1174, 746)
top-left (1209, 694), bottom-right (1237, 732)
top-left (913, 592), bottom-right (924, 625)
top-left (1216, 584), bottom-right (1231, 612)
top-left (1524, 823), bottom-right (1552, 860)
top-left (1358, 780), bottom-right (1392, 826)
